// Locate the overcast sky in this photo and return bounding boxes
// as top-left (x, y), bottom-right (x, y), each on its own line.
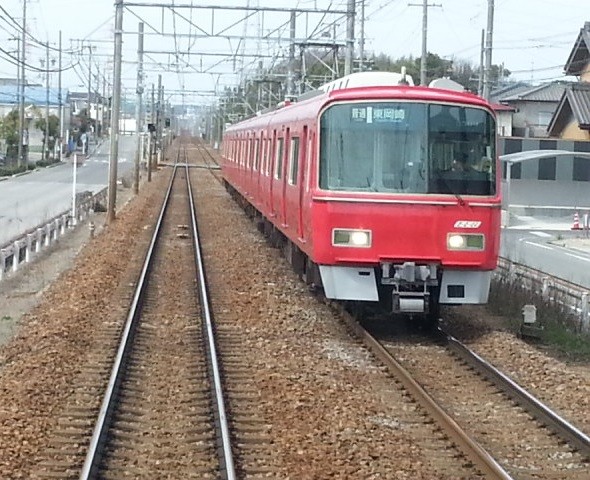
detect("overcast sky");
top-left (0, 0), bottom-right (585, 105)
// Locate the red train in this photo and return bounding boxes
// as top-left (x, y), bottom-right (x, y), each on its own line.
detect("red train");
top-left (221, 72), bottom-right (501, 322)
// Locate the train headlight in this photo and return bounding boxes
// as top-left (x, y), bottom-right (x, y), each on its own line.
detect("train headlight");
top-left (333, 229), bottom-right (372, 248)
top-left (447, 233), bottom-right (485, 251)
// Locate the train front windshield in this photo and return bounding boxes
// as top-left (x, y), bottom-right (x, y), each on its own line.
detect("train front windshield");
top-left (319, 102), bottom-right (496, 196)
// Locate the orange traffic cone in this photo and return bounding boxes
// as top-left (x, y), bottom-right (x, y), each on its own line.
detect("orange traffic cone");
top-left (572, 211), bottom-right (582, 230)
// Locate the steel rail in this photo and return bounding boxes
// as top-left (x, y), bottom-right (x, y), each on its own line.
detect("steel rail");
top-left (335, 306), bottom-right (514, 480)
top-left (79, 164), bottom-right (179, 480)
top-left (439, 328), bottom-right (590, 458)
top-left (185, 156), bottom-right (237, 479)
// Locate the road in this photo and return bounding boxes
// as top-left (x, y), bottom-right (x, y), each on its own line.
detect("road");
top-left (0, 136), bottom-right (136, 247)
top-left (502, 215), bottom-right (590, 288)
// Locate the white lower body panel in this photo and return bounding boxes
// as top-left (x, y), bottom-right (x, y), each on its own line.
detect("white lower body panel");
top-left (319, 265), bottom-right (379, 301)
top-left (439, 270), bottom-right (492, 304)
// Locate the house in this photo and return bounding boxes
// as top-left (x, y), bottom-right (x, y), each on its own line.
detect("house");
top-left (497, 22), bottom-right (590, 215)
top-left (68, 91), bottom-right (108, 138)
top-left (0, 83), bottom-right (70, 157)
top-left (0, 84), bottom-right (69, 118)
top-left (490, 102), bottom-right (517, 136)
top-left (547, 22), bottom-right (590, 140)
top-left (492, 81), bottom-right (571, 137)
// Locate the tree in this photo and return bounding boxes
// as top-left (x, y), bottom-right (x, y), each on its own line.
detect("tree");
top-left (34, 114), bottom-right (60, 159)
top-left (0, 109), bottom-right (19, 159)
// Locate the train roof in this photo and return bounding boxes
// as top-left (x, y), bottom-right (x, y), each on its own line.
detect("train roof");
top-left (225, 73), bottom-right (493, 133)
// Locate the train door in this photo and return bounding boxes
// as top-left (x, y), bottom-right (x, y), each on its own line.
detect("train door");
top-left (246, 136), bottom-right (252, 196)
top-left (302, 129), bottom-right (316, 242)
top-left (252, 136), bottom-right (259, 203)
top-left (270, 130), bottom-right (280, 218)
top-left (256, 134), bottom-right (263, 202)
top-left (297, 125), bottom-right (308, 240)
top-left (281, 128), bottom-right (290, 226)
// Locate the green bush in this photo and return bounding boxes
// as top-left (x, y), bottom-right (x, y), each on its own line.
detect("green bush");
top-left (35, 158), bottom-right (61, 168)
top-left (0, 164), bottom-right (29, 177)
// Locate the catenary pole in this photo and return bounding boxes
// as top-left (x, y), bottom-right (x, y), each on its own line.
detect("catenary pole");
top-left (107, 0), bottom-right (124, 224)
top-left (287, 10), bottom-right (296, 98)
top-left (156, 74), bottom-right (162, 167)
top-left (134, 22), bottom-right (144, 195)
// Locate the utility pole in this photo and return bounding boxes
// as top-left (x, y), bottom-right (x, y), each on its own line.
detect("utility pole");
top-left (107, 0), bottom-right (123, 224)
top-left (102, 76), bottom-right (107, 138)
top-left (344, 0), bottom-right (355, 75)
top-left (18, 0), bottom-right (27, 168)
top-left (478, 29), bottom-right (484, 96)
top-left (359, 0), bottom-right (365, 71)
top-left (44, 42), bottom-right (49, 161)
top-left (95, 63), bottom-right (101, 136)
top-left (409, 1), bottom-right (442, 86)
top-left (134, 22), bottom-right (144, 195)
top-left (87, 44), bottom-right (93, 148)
top-left (482, 0), bottom-right (495, 100)
top-left (58, 30), bottom-right (63, 162)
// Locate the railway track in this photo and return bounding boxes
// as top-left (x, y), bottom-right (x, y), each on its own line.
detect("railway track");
top-left (78, 159), bottom-right (235, 478)
top-left (188, 141), bottom-right (590, 479)
top-left (30, 147), bottom-right (237, 478)
top-left (348, 311), bottom-right (590, 479)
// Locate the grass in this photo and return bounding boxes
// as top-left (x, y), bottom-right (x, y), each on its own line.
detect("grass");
top-left (488, 274), bottom-right (590, 362)
top-left (538, 320), bottom-right (590, 361)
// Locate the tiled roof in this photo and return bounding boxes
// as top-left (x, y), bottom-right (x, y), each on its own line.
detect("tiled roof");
top-left (567, 83), bottom-right (590, 127)
top-left (500, 82), bottom-right (572, 103)
top-left (564, 22), bottom-right (590, 76)
top-left (547, 83), bottom-right (590, 135)
top-left (0, 85), bottom-right (68, 106)
top-left (490, 103), bottom-right (516, 112)
top-left (490, 81), bottom-right (531, 103)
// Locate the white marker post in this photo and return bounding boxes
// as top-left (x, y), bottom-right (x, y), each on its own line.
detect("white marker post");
top-left (72, 153), bottom-right (78, 226)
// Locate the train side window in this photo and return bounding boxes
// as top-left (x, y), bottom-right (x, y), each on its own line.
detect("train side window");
top-left (253, 139), bottom-right (260, 171)
top-left (275, 138), bottom-right (284, 179)
top-left (288, 137), bottom-right (300, 185)
top-left (248, 138), bottom-right (254, 170)
top-left (266, 137), bottom-right (273, 176)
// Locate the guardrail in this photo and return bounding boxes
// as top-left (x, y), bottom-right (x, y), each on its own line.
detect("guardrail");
top-left (0, 188), bottom-right (107, 282)
top-left (496, 257), bottom-right (590, 334)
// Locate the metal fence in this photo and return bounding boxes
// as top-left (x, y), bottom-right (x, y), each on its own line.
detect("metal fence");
top-left (0, 188), bottom-right (107, 282)
top-left (496, 257), bottom-right (590, 334)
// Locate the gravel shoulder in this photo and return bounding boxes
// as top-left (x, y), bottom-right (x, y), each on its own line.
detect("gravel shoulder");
top-left (0, 184), bottom-right (135, 347)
